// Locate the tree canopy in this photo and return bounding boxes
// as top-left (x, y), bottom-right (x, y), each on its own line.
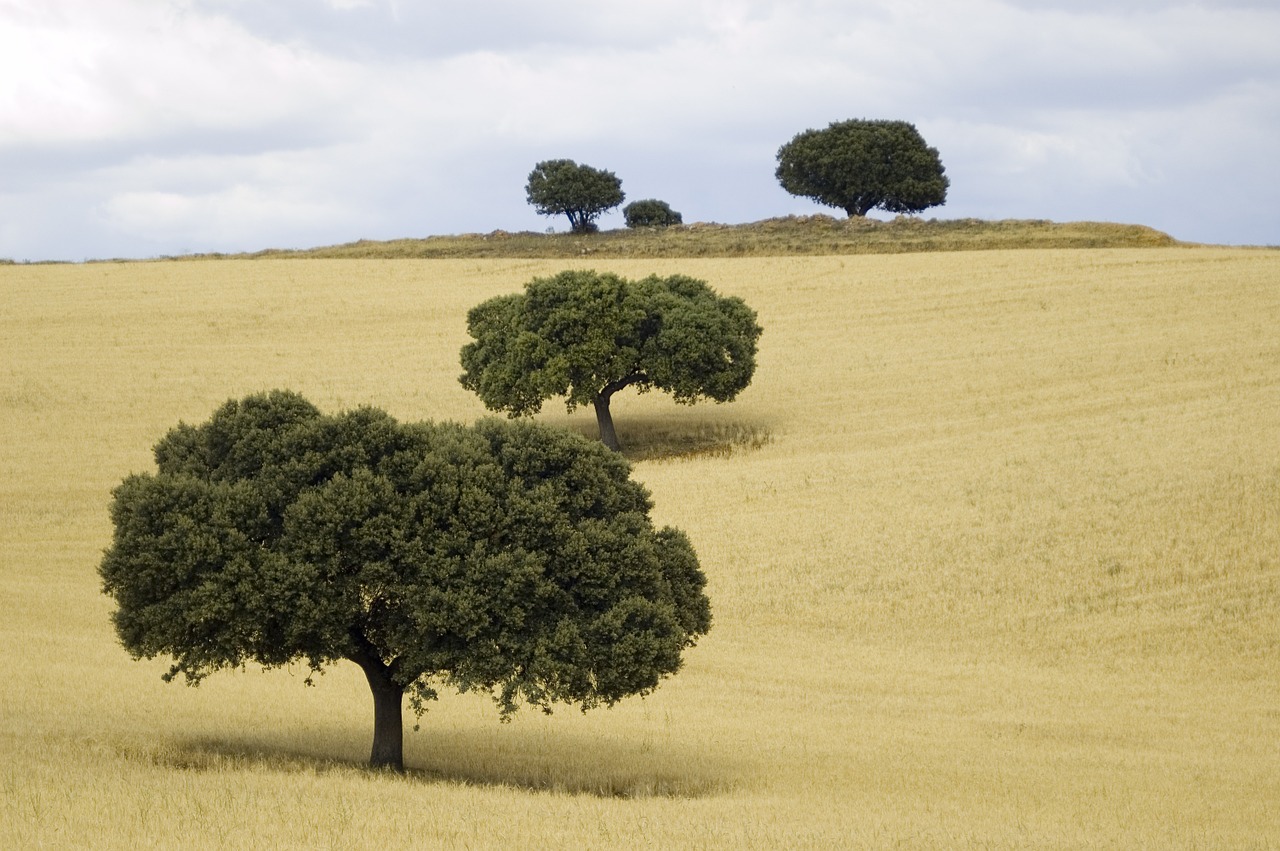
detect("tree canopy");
top-left (459, 270), bottom-right (762, 451)
top-left (775, 119), bottom-right (949, 217)
top-left (526, 159), bottom-right (625, 234)
top-left (99, 391), bottom-right (711, 771)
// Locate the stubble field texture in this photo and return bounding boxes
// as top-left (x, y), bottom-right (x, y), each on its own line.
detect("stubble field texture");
top-left (2, 247), bottom-right (1278, 848)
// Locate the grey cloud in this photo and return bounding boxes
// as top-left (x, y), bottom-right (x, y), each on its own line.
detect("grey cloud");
top-left (198, 0), bottom-right (711, 60)
top-left (2, 0), bottom-right (1277, 260)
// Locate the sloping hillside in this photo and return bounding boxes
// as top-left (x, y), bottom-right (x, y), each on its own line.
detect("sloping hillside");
top-left (2, 248), bottom-right (1277, 848)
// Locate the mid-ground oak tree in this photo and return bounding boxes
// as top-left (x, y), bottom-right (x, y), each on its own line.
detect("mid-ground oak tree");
top-left (100, 391), bottom-right (711, 772)
top-left (526, 159), bottom-right (625, 233)
top-left (776, 119), bottom-right (949, 218)
top-left (459, 270), bottom-right (763, 452)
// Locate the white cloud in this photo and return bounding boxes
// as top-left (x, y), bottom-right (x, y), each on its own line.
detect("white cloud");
top-left (1, 0), bottom-right (364, 148)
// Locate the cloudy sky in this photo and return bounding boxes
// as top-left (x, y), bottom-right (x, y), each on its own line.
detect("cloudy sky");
top-left (2, 0), bottom-right (1277, 261)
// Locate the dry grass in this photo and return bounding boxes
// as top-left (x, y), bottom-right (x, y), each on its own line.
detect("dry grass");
top-left (2, 247), bottom-right (1278, 848)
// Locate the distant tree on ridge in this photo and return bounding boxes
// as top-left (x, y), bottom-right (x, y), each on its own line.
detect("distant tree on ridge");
top-left (526, 159), bottom-right (625, 234)
top-left (776, 119), bottom-right (949, 217)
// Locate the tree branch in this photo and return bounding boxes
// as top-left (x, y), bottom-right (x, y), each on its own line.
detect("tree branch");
top-left (347, 627), bottom-right (399, 682)
top-left (600, 371), bottom-right (647, 400)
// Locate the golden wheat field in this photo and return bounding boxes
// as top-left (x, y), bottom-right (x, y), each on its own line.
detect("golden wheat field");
top-left (2, 247), bottom-right (1278, 849)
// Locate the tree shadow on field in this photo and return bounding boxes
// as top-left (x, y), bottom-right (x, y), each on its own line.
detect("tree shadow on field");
top-left (408, 726), bottom-right (738, 798)
top-left (562, 414), bottom-right (776, 462)
top-left (140, 727), bottom-right (738, 799)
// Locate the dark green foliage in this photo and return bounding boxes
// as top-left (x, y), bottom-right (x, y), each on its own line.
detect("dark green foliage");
top-left (776, 119), bottom-right (949, 217)
top-left (459, 270), bottom-right (763, 450)
top-left (624, 199), bottom-right (683, 229)
top-left (100, 391), bottom-right (711, 769)
top-left (526, 159), bottom-right (625, 234)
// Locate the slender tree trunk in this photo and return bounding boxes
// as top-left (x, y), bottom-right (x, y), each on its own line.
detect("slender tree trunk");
top-left (593, 375), bottom-right (645, 452)
top-left (348, 636), bottom-right (405, 771)
top-left (594, 393), bottom-right (620, 452)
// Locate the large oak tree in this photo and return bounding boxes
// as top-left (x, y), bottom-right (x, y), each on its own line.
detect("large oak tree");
top-left (100, 391), bottom-right (711, 771)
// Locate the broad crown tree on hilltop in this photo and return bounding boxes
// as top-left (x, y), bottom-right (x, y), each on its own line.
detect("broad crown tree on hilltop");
top-left (459, 270), bottom-right (762, 452)
top-left (100, 391), bottom-right (711, 772)
top-left (526, 159), bottom-right (625, 234)
top-left (776, 119), bottom-right (949, 217)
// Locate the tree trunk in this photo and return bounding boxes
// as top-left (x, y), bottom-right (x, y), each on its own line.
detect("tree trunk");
top-left (348, 639), bottom-right (405, 771)
top-left (594, 394), bottom-right (621, 452)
